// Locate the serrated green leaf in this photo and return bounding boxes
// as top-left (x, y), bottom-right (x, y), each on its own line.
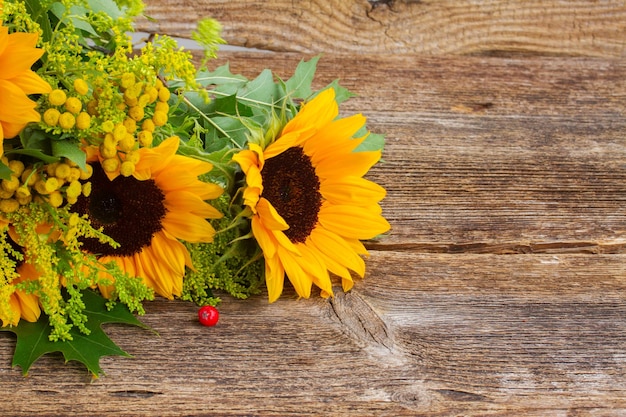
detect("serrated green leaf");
top-left (239, 69), bottom-right (285, 109)
top-left (355, 131), bottom-right (386, 153)
top-left (325, 80), bottom-right (356, 104)
top-left (50, 139), bottom-right (87, 170)
top-left (0, 290), bottom-right (150, 377)
top-left (284, 55), bottom-right (320, 99)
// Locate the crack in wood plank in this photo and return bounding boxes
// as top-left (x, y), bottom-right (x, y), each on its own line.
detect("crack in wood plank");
top-left (326, 289), bottom-right (397, 353)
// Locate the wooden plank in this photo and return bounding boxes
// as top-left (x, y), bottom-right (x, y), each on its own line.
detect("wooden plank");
top-left (136, 0), bottom-right (626, 56)
top-left (2, 252), bottom-right (626, 415)
top-left (2, 52), bottom-right (626, 415)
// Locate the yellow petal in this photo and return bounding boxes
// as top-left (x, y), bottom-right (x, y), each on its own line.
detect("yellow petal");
top-left (320, 176), bottom-right (386, 206)
top-left (295, 243), bottom-right (333, 297)
top-left (265, 255), bottom-right (285, 303)
top-left (252, 215), bottom-right (278, 258)
top-left (162, 211), bottom-right (216, 243)
top-left (165, 190), bottom-right (224, 218)
top-left (277, 246), bottom-right (312, 299)
top-left (314, 149), bottom-right (382, 180)
top-left (318, 203), bottom-right (390, 239)
top-left (281, 88), bottom-right (338, 137)
top-left (256, 197), bottom-right (288, 230)
top-left (309, 227), bottom-right (366, 277)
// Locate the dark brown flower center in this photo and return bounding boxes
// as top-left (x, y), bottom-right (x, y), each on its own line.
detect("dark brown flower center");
top-left (261, 146), bottom-right (321, 243)
top-left (72, 163), bottom-right (166, 256)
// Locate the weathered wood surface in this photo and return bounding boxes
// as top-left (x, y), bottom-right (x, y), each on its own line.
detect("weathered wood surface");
top-left (2, 51), bottom-right (626, 416)
top-left (135, 0), bottom-right (626, 56)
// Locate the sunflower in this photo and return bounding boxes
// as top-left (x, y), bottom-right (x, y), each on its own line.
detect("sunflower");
top-left (0, 223), bottom-right (42, 326)
top-left (0, 24), bottom-right (51, 156)
top-left (233, 88), bottom-right (390, 302)
top-left (2, 261), bottom-right (42, 326)
top-left (72, 136), bottom-right (223, 299)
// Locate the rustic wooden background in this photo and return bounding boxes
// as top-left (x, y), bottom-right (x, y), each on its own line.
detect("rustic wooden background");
top-left (3, 1), bottom-right (626, 415)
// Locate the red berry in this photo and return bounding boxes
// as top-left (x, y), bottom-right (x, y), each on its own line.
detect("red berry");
top-left (198, 305), bottom-right (219, 326)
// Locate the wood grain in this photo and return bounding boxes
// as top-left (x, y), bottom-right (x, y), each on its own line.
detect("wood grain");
top-left (2, 49), bottom-right (626, 415)
top-left (136, 0), bottom-right (626, 56)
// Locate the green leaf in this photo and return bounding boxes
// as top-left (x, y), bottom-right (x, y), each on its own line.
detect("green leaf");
top-left (49, 3), bottom-right (99, 38)
top-left (86, 0), bottom-right (125, 20)
top-left (0, 290), bottom-right (150, 377)
top-left (51, 139), bottom-right (87, 170)
top-left (284, 55), bottom-right (320, 99)
top-left (0, 162), bottom-right (12, 181)
top-left (23, 0), bottom-right (54, 43)
top-left (325, 80), bottom-right (356, 104)
top-left (195, 64), bottom-right (248, 90)
top-left (355, 131), bottom-right (386, 153)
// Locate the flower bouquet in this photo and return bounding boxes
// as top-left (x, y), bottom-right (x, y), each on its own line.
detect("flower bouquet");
top-left (0, 0), bottom-right (390, 377)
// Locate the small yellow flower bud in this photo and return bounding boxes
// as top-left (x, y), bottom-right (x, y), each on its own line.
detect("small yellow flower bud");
top-left (158, 87), bottom-right (171, 102)
top-left (138, 93), bottom-right (151, 108)
top-left (48, 191), bottom-right (64, 208)
top-left (155, 101), bottom-right (169, 113)
top-left (66, 180), bottom-right (82, 199)
top-left (82, 182), bottom-right (92, 197)
top-left (15, 186), bottom-right (30, 199)
top-left (101, 158), bottom-right (119, 173)
top-left (46, 162), bottom-right (58, 177)
top-left (101, 120), bottom-right (115, 133)
top-left (44, 177), bottom-right (60, 193)
top-left (0, 189), bottom-right (13, 199)
top-left (67, 167), bottom-right (81, 182)
top-left (48, 89), bottom-right (67, 106)
top-left (79, 164), bottom-right (93, 180)
top-left (73, 78), bottom-right (89, 95)
top-left (152, 110), bottom-right (168, 127)
top-left (16, 194), bottom-right (32, 206)
top-left (69, 213), bottom-right (80, 227)
top-left (141, 118), bottom-right (155, 132)
top-left (100, 143), bottom-right (118, 159)
top-left (55, 163), bottom-right (72, 179)
top-left (123, 117), bottom-right (137, 133)
top-left (128, 106), bottom-right (145, 122)
top-left (8, 160), bottom-right (24, 177)
top-left (119, 134), bottom-right (136, 153)
top-left (2, 176), bottom-right (19, 192)
top-left (64, 97), bottom-right (82, 114)
top-left (146, 86), bottom-right (159, 103)
top-left (120, 160), bottom-right (135, 177)
top-left (59, 112), bottom-right (76, 129)
top-left (34, 180), bottom-right (49, 195)
top-left (103, 133), bottom-right (117, 147)
top-left (43, 108), bottom-right (61, 126)
top-left (21, 168), bottom-right (39, 186)
top-left (113, 123), bottom-right (127, 141)
top-left (0, 199), bottom-right (19, 213)
top-left (125, 151), bottom-right (140, 165)
top-left (76, 112), bottom-right (91, 130)
top-left (137, 130), bottom-right (153, 147)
